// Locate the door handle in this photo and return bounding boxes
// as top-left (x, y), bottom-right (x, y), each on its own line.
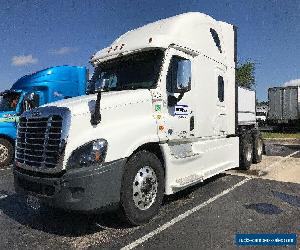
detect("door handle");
top-left (190, 116), bottom-right (194, 131)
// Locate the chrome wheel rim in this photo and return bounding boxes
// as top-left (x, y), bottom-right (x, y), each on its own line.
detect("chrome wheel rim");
top-left (257, 139), bottom-right (263, 156)
top-left (132, 166), bottom-right (158, 210)
top-left (246, 144), bottom-right (252, 162)
top-left (0, 144), bottom-right (9, 163)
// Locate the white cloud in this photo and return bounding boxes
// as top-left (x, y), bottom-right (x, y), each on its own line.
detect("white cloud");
top-left (11, 55), bottom-right (38, 66)
top-left (283, 79), bottom-right (300, 87)
top-left (49, 47), bottom-right (78, 55)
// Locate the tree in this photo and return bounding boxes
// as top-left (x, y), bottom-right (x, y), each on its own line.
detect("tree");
top-left (236, 61), bottom-right (255, 89)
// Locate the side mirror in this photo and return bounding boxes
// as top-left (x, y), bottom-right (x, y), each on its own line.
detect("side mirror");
top-left (23, 92), bottom-right (39, 111)
top-left (176, 59), bottom-right (191, 93)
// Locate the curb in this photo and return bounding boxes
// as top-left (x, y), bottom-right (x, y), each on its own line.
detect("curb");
top-left (263, 138), bottom-right (300, 146)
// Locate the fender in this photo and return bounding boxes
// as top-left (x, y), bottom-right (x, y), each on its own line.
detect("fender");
top-left (0, 126), bottom-right (17, 141)
top-left (63, 110), bottom-right (160, 167)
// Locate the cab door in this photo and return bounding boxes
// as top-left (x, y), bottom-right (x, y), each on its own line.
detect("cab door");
top-left (163, 49), bottom-right (194, 141)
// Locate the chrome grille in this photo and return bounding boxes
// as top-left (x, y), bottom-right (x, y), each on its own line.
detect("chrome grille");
top-left (16, 115), bottom-right (63, 169)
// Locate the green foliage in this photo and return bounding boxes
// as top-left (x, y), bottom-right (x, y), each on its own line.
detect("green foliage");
top-left (262, 132), bottom-right (300, 139)
top-left (236, 61), bottom-right (255, 89)
top-left (257, 100), bottom-right (268, 106)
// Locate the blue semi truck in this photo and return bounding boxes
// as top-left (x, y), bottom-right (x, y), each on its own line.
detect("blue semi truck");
top-left (0, 65), bottom-right (87, 167)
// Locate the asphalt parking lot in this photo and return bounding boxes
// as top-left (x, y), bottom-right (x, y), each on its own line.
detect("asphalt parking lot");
top-left (0, 142), bottom-right (299, 250)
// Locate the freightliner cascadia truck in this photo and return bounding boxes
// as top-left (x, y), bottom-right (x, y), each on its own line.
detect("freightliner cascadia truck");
top-left (13, 13), bottom-right (262, 225)
top-left (0, 66), bottom-right (87, 167)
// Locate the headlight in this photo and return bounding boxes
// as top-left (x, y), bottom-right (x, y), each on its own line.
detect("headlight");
top-left (67, 139), bottom-right (108, 169)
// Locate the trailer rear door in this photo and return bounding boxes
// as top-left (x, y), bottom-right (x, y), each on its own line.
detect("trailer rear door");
top-left (283, 87), bottom-right (299, 120)
top-left (268, 88), bottom-right (283, 120)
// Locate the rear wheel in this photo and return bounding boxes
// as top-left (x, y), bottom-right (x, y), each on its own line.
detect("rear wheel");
top-left (0, 138), bottom-right (13, 168)
top-left (120, 150), bottom-right (164, 226)
top-left (239, 133), bottom-right (253, 170)
top-left (253, 132), bottom-right (263, 163)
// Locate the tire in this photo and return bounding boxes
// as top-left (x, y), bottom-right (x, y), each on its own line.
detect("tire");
top-left (239, 133), bottom-right (253, 170)
top-left (0, 138), bottom-right (13, 168)
top-left (252, 131), bottom-right (263, 163)
top-left (120, 150), bottom-right (164, 226)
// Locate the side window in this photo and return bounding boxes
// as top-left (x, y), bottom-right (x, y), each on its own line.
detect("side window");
top-left (218, 76), bottom-right (224, 102)
top-left (210, 28), bottom-right (222, 53)
top-left (22, 93), bottom-right (40, 112)
top-left (167, 56), bottom-right (191, 93)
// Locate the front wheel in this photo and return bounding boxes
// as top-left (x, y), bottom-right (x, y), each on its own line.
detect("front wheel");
top-left (120, 150), bottom-right (164, 226)
top-left (0, 138), bottom-right (13, 168)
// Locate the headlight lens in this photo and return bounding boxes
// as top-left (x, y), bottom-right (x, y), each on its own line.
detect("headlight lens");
top-left (67, 139), bottom-right (108, 169)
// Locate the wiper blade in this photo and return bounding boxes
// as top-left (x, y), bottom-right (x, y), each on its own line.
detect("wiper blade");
top-left (101, 85), bottom-right (149, 92)
top-left (116, 85), bottom-right (148, 90)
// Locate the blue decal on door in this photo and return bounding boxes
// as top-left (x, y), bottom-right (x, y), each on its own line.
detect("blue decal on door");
top-left (174, 105), bottom-right (189, 116)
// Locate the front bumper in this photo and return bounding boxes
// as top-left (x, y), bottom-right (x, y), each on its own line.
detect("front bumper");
top-left (14, 158), bottom-right (127, 212)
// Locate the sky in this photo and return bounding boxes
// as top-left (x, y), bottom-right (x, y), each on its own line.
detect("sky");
top-left (0, 0), bottom-right (299, 101)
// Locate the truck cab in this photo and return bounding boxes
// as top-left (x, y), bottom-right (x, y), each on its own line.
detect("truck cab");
top-left (14, 13), bottom-right (262, 225)
top-left (0, 66), bottom-right (87, 167)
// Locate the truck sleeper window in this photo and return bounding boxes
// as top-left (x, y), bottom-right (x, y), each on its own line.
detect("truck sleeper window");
top-left (91, 49), bottom-right (164, 92)
top-left (210, 28), bottom-right (222, 53)
top-left (218, 75), bottom-right (224, 102)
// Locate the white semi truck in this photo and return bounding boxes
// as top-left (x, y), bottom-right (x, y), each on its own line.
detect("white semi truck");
top-left (13, 12), bottom-right (262, 225)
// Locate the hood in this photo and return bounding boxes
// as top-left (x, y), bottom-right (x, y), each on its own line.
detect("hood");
top-left (44, 89), bottom-right (152, 116)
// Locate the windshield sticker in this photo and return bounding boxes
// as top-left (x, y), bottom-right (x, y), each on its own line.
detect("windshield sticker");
top-left (155, 104), bottom-right (161, 112)
top-left (175, 105), bottom-right (189, 116)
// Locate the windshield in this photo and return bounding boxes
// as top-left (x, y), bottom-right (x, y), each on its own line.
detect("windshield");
top-left (256, 112), bottom-right (266, 116)
top-left (0, 92), bottom-right (21, 112)
top-left (89, 49), bottom-right (164, 93)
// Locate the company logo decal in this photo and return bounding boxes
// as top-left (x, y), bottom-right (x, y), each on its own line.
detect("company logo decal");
top-left (174, 105), bottom-right (189, 116)
top-left (0, 117), bottom-right (16, 123)
top-left (32, 111), bottom-right (41, 117)
top-left (54, 91), bottom-right (64, 97)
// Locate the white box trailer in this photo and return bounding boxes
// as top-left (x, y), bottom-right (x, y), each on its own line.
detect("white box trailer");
top-left (268, 86), bottom-right (300, 125)
top-left (238, 87), bottom-right (256, 125)
top-left (14, 12), bottom-right (262, 225)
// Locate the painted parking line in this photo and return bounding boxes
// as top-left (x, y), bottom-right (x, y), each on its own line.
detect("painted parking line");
top-left (121, 177), bottom-right (250, 250)
top-left (258, 150), bottom-right (300, 176)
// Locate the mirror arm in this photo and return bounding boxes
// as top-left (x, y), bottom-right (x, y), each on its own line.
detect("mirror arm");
top-left (91, 92), bottom-right (102, 125)
top-left (177, 92), bottom-right (185, 102)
